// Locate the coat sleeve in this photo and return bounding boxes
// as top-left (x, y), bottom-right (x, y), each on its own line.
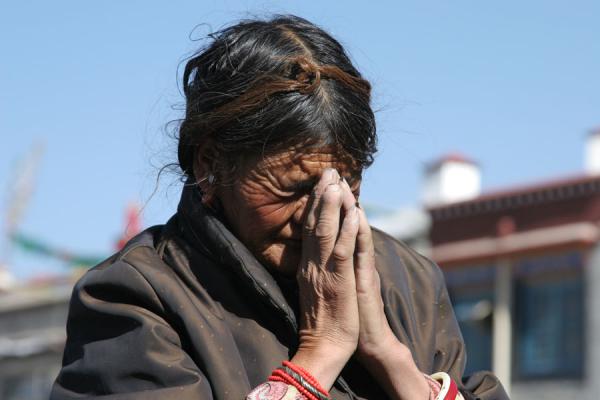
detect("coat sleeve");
top-left (430, 263), bottom-right (509, 400)
top-left (50, 259), bottom-right (214, 400)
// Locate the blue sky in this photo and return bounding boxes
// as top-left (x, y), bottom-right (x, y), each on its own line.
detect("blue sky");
top-left (2, 1), bottom-right (599, 279)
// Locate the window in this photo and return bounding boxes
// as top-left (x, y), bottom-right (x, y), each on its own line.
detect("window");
top-left (443, 251), bottom-right (585, 380)
top-left (513, 252), bottom-right (584, 379)
top-left (452, 292), bottom-right (494, 375)
top-left (445, 265), bottom-right (495, 375)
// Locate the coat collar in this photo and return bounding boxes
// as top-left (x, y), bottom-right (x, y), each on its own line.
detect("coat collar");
top-left (176, 181), bottom-right (299, 333)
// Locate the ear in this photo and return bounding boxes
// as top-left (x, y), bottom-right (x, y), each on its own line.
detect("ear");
top-left (191, 143), bottom-right (218, 206)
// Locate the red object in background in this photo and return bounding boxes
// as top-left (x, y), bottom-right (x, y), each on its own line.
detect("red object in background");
top-left (116, 203), bottom-right (142, 250)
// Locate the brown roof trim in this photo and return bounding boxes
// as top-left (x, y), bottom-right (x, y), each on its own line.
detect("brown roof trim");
top-left (431, 222), bottom-right (599, 266)
top-left (429, 173), bottom-right (600, 220)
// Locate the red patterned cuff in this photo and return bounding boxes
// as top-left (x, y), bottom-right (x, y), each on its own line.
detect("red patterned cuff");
top-left (427, 372), bottom-right (465, 400)
top-left (247, 371), bottom-right (463, 400)
top-left (246, 381), bottom-right (306, 400)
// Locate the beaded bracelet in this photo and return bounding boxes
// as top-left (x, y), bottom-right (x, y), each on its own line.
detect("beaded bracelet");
top-left (268, 361), bottom-right (331, 400)
top-left (282, 361), bottom-right (330, 396)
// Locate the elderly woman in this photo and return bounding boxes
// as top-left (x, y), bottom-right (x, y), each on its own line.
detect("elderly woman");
top-left (51, 15), bottom-right (508, 400)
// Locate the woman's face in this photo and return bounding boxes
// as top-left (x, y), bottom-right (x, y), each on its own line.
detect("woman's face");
top-left (215, 147), bottom-right (361, 276)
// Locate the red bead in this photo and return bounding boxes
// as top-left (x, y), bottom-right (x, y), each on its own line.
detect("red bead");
top-left (282, 361), bottom-right (330, 397)
top-left (268, 369), bottom-right (319, 400)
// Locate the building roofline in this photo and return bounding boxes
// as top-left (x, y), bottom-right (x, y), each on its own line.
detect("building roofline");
top-left (0, 284), bottom-right (72, 313)
top-left (428, 172), bottom-right (600, 220)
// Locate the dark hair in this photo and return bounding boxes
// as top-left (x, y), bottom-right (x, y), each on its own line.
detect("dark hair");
top-left (178, 15), bottom-right (377, 183)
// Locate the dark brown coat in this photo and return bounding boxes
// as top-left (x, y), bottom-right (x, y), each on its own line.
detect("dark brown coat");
top-left (51, 186), bottom-right (508, 399)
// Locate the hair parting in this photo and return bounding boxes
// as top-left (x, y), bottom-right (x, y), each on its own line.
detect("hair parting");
top-left (176, 15), bottom-right (377, 183)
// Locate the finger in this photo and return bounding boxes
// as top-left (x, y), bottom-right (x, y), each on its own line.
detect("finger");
top-left (355, 207), bottom-right (375, 273)
top-left (315, 182), bottom-right (344, 260)
top-left (339, 177), bottom-right (357, 214)
top-left (331, 204), bottom-right (359, 272)
top-left (303, 168), bottom-right (340, 239)
top-left (354, 207), bottom-right (384, 313)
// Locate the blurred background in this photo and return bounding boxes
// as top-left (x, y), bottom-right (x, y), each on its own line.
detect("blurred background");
top-left (1, 1), bottom-right (599, 399)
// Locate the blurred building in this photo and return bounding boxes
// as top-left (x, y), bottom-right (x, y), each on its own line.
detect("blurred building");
top-left (368, 206), bottom-right (431, 256)
top-left (374, 128), bottom-right (600, 399)
top-left (2, 132), bottom-right (598, 399)
top-left (0, 279), bottom-right (73, 400)
top-left (0, 203), bottom-right (137, 400)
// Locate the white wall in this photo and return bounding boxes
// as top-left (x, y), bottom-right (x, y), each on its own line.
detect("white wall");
top-left (585, 133), bottom-right (600, 174)
top-left (422, 161), bottom-right (481, 206)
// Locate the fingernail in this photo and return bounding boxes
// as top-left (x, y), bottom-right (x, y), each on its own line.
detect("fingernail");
top-left (325, 168), bottom-right (338, 181)
top-left (325, 182), bottom-right (340, 192)
top-left (351, 206), bottom-right (360, 223)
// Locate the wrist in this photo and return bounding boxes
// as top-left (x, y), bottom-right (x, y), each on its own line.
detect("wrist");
top-left (357, 329), bottom-right (402, 366)
top-left (358, 337), bottom-right (430, 400)
top-left (291, 342), bottom-right (352, 391)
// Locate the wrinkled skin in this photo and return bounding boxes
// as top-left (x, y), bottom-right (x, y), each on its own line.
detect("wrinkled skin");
top-left (214, 148), bottom-right (361, 276)
top-left (210, 149), bottom-right (429, 399)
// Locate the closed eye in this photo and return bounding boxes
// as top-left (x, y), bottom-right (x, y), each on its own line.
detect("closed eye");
top-left (275, 177), bottom-right (320, 199)
top-left (285, 177), bottom-right (318, 193)
top-left (279, 174), bottom-right (361, 197)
